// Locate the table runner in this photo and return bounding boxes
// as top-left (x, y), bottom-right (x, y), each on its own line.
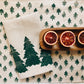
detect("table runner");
top-left (0, 0), bottom-right (84, 83)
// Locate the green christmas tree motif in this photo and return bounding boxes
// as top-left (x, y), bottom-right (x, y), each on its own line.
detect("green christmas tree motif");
top-left (10, 45), bottom-right (27, 73)
top-left (10, 7), bottom-right (14, 13)
top-left (24, 37), bottom-right (40, 67)
top-left (66, 50), bottom-right (70, 55)
top-left (70, 76), bottom-right (74, 82)
top-left (68, 6), bottom-right (72, 13)
top-left (0, 22), bottom-right (3, 26)
top-left (62, 24), bottom-right (66, 27)
top-left (3, 33), bottom-right (7, 40)
top-left (40, 15), bottom-right (43, 21)
top-left (4, 12), bottom-right (8, 18)
top-left (80, 6), bottom-right (83, 12)
top-left (0, 75), bottom-right (2, 79)
top-left (56, 21), bottom-right (60, 26)
top-left (79, 19), bottom-right (83, 25)
top-left (64, 60), bottom-right (68, 66)
top-left (81, 55), bottom-right (84, 61)
top-left (48, 77), bottom-right (52, 82)
top-left (70, 65), bottom-right (74, 72)
top-left (40, 49), bottom-right (52, 66)
top-left (22, 7), bottom-right (26, 13)
top-left (9, 60), bottom-right (13, 67)
top-left (4, 45), bottom-right (8, 50)
top-left (3, 55), bottom-right (7, 61)
top-left (54, 61), bottom-right (58, 68)
top-left (16, 13), bottom-right (20, 18)
top-left (9, 72), bottom-right (13, 78)
top-left (64, 71), bottom-right (68, 77)
top-left (75, 59), bottom-right (79, 65)
top-left (62, 11), bottom-right (66, 18)
top-left (28, 2), bottom-right (32, 9)
top-left (40, 3), bottom-right (43, 9)
top-left (45, 8), bottom-right (49, 14)
top-left (68, 18), bottom-right (71, 24)
top-left (58, 65), bottom-right (62, 71)
top-left (74, 12), bottom-right (78, 19)
top-left (59, 55), bottom-right (63, 60)
top-left (0, 51), bottom-right (2, 55)
top-left (50, 15), bottom-right (55, 21)
top-left (70, 55), bottom-right (74, 61)
top-left (16, 2), bottom-right (20, 8)
top-left (62, 0), bottom-right (67, 6)
top-left (26, 78), bottom-right (29, 82)
top-left (50, 25), bottom-right (54, 28)
top-left (73, 23), bottom-right (77, 27)
top-left (0, 9), bottom-right (4, 15)
top-left (51, 3), bottom-right (56, 10)
top-left (57, 8), bottom-right (61, 15)
top-left (78, 50), bottom-right (81, 54)
top-left (44, 21), bottom-right (48, 27)
top-left (74, 1), bottom-right (79, 7)
top-left (37, 78), bottom-right (41, 82)
top-left (15, 77), bottom-right (18, 82)
top-left (81, 75), bottom-right (84, 80)
top-left (81, 65), bottom-right (84, 71)
top-left (54, 74), bottom-right (57, 78)
top-left (3, 78), bottom-right (7, 83)
top-left (0, 63), bottom-right (2, 67)
top-left (58, 77), bottom-right (63, 82)
top-left (4, 0), bottom-right (8, 7)
top-left (34, 8), bottom-right (38, 12)
top-left (3, 66), bottom-right (7, 71)
top-left (75, 71), bottom-right (79, 76)
top-left (43, 74), bottom-right (46, 79)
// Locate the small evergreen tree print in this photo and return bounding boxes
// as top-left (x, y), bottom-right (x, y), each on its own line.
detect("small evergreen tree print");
top-left (22, 7), bottom-right (26, 13)
top-left (24, 37), bottom-right (40, 67)
top-left (15, 77), bottom-right (18, 82)
top-left (9, 72), bottom-right (13, 78)
top-left (75, 59), bottom-right (79, 65)
top-left (45, 8), bottom-right (49, 14)
top-left (74, 12), bottom-right (78, 19)
top-left (3, 78), bottom-right (7, 83)
top-left (70, 55), bottom-right (74, 61)
top-left (40, 49), bottom-right (52, 66)
top-left (64, 71), bottom-right (68, 77)
top-left (54, 61), bottom-right (58, 68)
top-left (16, 2), bottom-right (20, 8)
top-left (56, 21), bottom-right (60, 26)
top-left (34, 8), bottom-right (37, 12)
top-left (10, 45), bottom-right (27, 73)
top-left (81, 65), bottom-right (84, 71)
top-left (78, 50), bottom-right (81, 54)
top-left (3, 33), bottom-right (7, 40)
top-left (70, 76), bottom-right (74, 82)
top-left (10, 7), bottom-right (14, 13)
top-left (79, 19), bottom-right (83, 25)
top-left (58, 77), bottom-right (63, 82)
top-left (3, 66), bottom-right (7, 71)
top-left (4, 12), bottom-right (8, 18)
top-left (73, 23), bottom-right (77, 27)
top-left (81, 75), bottom-right (84, 80)
top-left (3, 55), bottom-right (7, 61)
top-left (40, 3), bottom-right (43, 9)
top-left (68, 18), bottom-right (71, 24)
top-left (62, 0), bottom-right (67, 6)
top-left (40, 15), bottom-right (43, 21)
top-left (50, 15), bottom-right (55, 21)
top-left (80, 6), bottom-right (83, 12)
top-left (64, 60), bottom-right (68, 66)
top-left (16, 13), bottom-right (20, 18)
top-left (68, 6), bottom-right (72, 13)
top-left (81, 55), bottom-right (84, 61)
top-left (9, 60), bottom-right (13, 67)
top-left (70, 65), bottom-right (74, 72)
top-left (58, 65), bottom-right (62, 71)
top-left (26, 78), bottom-right (29, 82)
top-left (50, 25), bottom-right (54, 28)
top-left (62, 24), bottom-right (66, 27)
top-left (28, 2), bottom-right (32, 9)
top-left (54, 74), bottom-right (57, 78)
top-left (4, 45), bottom-right (8, 50)
top-left (51, 3), bottom-right (56, 10)
top-left (45, 21), bottom-right (48, 27)
top-left (0, 22), bottom-right (3, 26)
top-left (59, 55), bottom-right (63, 60)
top-left (0, 9), bottom-right (4, 15)
top-left (0, 63), bottom-right (2, 67)
top-left (48, 77), bottom-right (52, 82)
top-left (74, 1), bottom-right (79, 7)
top-left (75, 72), bottom-right (79, 76)
top-left (43, 74), bottom-right (46, 79)
top-left (37, 78), bottom-right (41, 82)
top-left (57, 8), bottom-right (61, 15)
top-left (4, 0), bottom-right (8, 7)
top-left (62, 11), bottom-right (66, 18)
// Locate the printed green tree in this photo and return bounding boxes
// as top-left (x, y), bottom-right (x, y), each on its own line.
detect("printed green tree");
top-left (24, 36), bottom-right (40, 67)
top-left (40, 3), bottom-right (43, 9)
top-left (10, 7), bottom-right (14, 13)
top-left (57, 8), bottom-right (61, 15)
top-left (28, 2), bottom-right (32, 9)
top-left (62, 0), bottom-right (67, 6)
top-left (0, 9), bottom-right (4, 15)
top-left (10, 45), bottom-right (27, 73)
top-left (16, 2), bottom-right (20, 8)
top-left (51, 3), bottom-right (56, 10)
top-left (40, 49), bottom-right (52, 66)
top-left (4, 0), bottom-right (8, 7)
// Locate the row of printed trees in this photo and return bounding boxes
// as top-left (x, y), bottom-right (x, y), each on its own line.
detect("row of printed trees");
top-left (10, 36), bottom-right (52, 73)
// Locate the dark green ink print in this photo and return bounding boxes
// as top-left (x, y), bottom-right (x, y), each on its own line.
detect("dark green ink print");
top-left (51, 3), bottom-right (56, 10)
top-left (28, 2), bottom-right (32, 9)
top-left (34, 8), bottom-right (37, 12)
top-left (80, 6), bottom-right (83, 12)
top-left (9, 72), bottom-right (13, 78)
top-left (70, 65), bottom-right (74, 72)
top-left (75, 59), bottom-right (79, 65)
top-left (37, 78), bottom-right (41, 82)
top-left (4, 0), bottom-right (8, 7)
top-left (54, 61), bottom-right (58, 68)
top-left (68, 6), bottom-right (72, 13)
top-left (10, 45), bottom-right (27, 73)
top-left (9, 60), bottom-right (13, 67)
top-left (62, 0), bottom-right (67, 6)
top-left (4, 12), bottom-right (8, 18)
top-left (0, 9), bottom-right (4, 15)
top-left (50, 15), bottom-right (55, 21)
top-left (64, 60), bottom-right (68, 66)
top-left (40, 49), bottom-right (52, 66)
top-left (22, 7), bottom-right (26, 13)
top-left (10, 7), bottom-right (14, 13)
top-left (70, 76), bottom-right (74, 82)
top-left (57, 8), bottom-right (61, 15)
top-left (24, 37), bottom-right (40, 67)
top-left (40, 3), bottom-right (43, 9)
top-left (44, 21), bottom-right (48, 27)
top-left (45, 8), bottom-right (49, 14)
top-left (64, 71), bottom-right (68, 77)
top-left (16, 2), bottom-right (20, 8)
